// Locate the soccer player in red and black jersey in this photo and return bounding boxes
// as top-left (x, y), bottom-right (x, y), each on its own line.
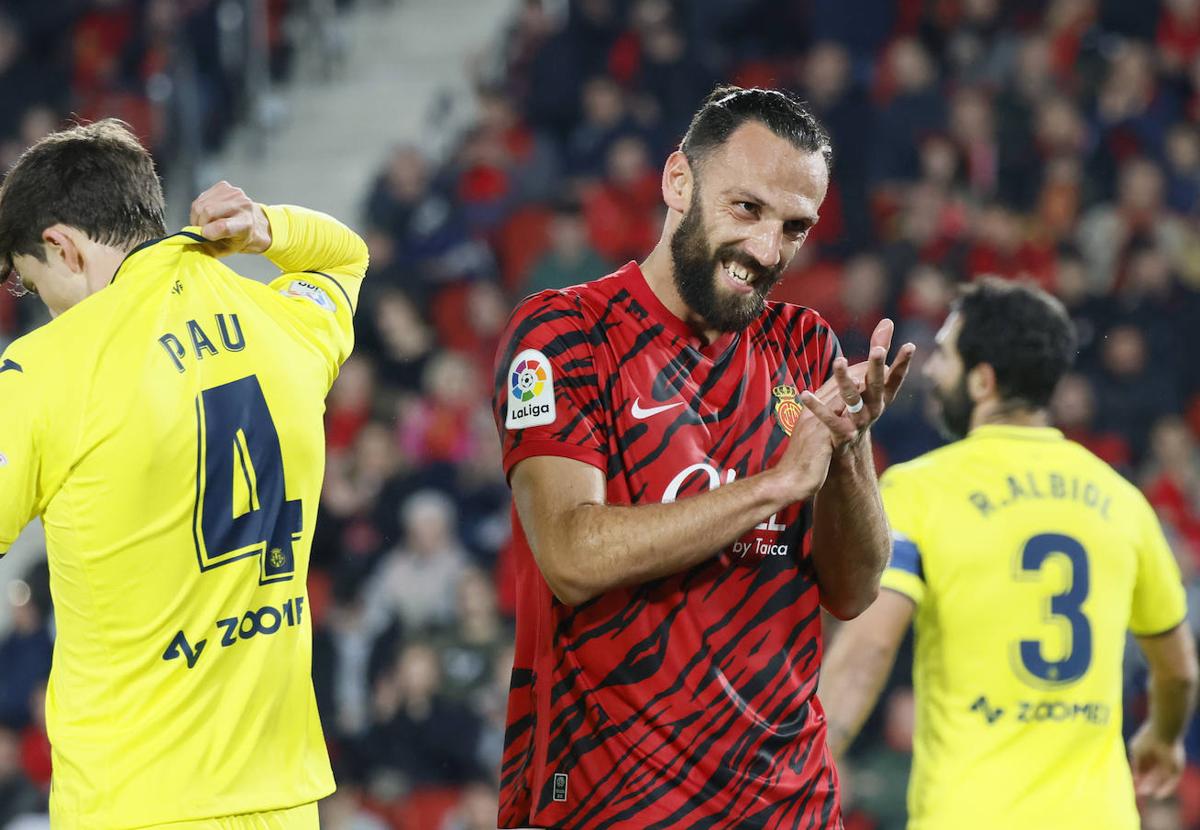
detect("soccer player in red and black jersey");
top-left (491, 86), bottom-right (916, 829)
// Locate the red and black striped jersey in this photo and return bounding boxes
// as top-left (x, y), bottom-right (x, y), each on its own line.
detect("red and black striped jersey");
top-left (492, 261), bottom-right (844, 829)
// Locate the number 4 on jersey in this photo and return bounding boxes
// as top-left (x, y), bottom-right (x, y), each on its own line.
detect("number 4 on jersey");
top-left (193, 376), bottom-right (301, 584)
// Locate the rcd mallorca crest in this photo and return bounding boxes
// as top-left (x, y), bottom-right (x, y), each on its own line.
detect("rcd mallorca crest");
top-left (772, 385), bottom-right (803, 436)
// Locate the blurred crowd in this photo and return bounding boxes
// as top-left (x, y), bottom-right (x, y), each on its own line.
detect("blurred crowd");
top-left (0, 0), bottom-right (308, 342)
top-left (7, 0), bottom-right (1200, 827)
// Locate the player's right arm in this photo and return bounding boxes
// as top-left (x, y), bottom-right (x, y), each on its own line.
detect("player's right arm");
top-left (498, 291), bottom-right (840, 607)
top-left (0, 350), bottom-right (44, 555)
top-left (190, 181), bottom-right (370, 370)
top-left (1127, 494), bottom-right (1199, 797)
top-left (513, 432), bottom-right (831, 605)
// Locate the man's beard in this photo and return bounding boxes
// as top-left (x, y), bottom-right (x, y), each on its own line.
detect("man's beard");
top-left (669, 190), bottom-right (785, 333)
top-left (931, 374), bottom-right (973, 440)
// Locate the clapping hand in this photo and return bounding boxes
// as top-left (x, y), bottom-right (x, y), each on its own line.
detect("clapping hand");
top-left (801, 319), bottom-right (917, 450)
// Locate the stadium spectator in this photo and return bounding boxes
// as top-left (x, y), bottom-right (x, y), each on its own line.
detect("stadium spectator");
top-left (582, 133), bottom-right (661, 262)
top-left (398, 351), bottom-right (484, 466)
top-left (1078, 156), bottom-right (1186, 293)
top-left (326, 355), bottom-right (378, 453)
top-left (823, 254), bottom-right (890, 362)
top-left (364, 289), bottom-right (437, 394)
top-left (872, 38), bottom-right (947, 186)
top-left (522, 196), bottom-right (611, 294)
top-left (433, 568), bottom-right (512, 704)
top-left (364, 490), bottom-right (469, 634)
top-left (364, 145), bottom-right (489, 295)
top-left (1144, 416), bottom-right (1200, 575)
top-left (0, 725), bottom-right (41, 826)
top-left (360, 642), bottom-right (484, 788)
top-left (1096, 324), bottom-right (1181, 460)
top-left (1051, 372), bottom-right (1134, 472)
top-left (565, 76), bottom-right (638, 181)
top-left (798, 41), bottom-right (875, 248)
top-left (0, 583), bottom-right (51, 731)
top-left (17, 684), bottom-right (48, 795)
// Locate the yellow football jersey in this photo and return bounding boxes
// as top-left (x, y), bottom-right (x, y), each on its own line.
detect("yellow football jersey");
top-left (0, 205), bottom-right (367, 828)
top-left (879, 425), bottom-right (1187, 830)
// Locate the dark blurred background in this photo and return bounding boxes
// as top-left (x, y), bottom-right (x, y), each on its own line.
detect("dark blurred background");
top-left (4, 0), bottom-right (1200, 827)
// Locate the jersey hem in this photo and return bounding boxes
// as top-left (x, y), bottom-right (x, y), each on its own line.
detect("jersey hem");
top-left (87, 786), bottom-right (334, 830)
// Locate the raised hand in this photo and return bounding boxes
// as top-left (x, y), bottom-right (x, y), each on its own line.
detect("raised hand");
top-left (805, 319), bottom-right (916, 449)
top-left (189, 181), bottom-right (272, 257)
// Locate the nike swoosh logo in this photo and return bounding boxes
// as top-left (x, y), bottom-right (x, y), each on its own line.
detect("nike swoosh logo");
top-left (0, 359), bottom-right (22, 374)
top-left (631, 398), bottom-right (685, 419)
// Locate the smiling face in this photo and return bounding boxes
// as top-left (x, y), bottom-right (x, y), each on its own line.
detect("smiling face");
top-left (668, 121), bottom-right (828, 333)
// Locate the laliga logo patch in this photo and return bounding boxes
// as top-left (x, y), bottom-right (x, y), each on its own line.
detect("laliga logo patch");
top-left (506, 348), bottom-right (555, 429)
top-left (512, 357), bottom-right (546, 402)
top-left (772, 385), bottom-right (803, 436)
top-left (282, 280), bottom-right (336, 313)
top-left (0, 451), bottom-right (7, 468)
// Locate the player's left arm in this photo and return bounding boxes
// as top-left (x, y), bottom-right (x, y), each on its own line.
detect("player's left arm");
top-left (819, 588), bottom-right (914, 758)
top-left (188, 181), bottom-right (369, 284)
top-left (1127, 496), bottom-right (1199, 798)
top-left (1131, 624), bottom-right (1198, 798)
top-left (189, 181), bottom-right (369, 371)
top-left (0, 354), bottom-right (44, 554)
top-left (809, 319), bottom-right (916, 619)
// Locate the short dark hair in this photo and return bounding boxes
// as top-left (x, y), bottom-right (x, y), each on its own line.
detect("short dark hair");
top-left (953, 277), bottom-right (1077, 409)
top-left (680, 85), bottom-right (833, 172)
top-left (0, 118), bottom-right (167, 267)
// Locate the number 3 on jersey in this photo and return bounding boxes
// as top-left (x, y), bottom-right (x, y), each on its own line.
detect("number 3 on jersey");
top-left (193, 376), bottom-right (301, 584)
top-left (1014, 533), bottom-right (1092, 687)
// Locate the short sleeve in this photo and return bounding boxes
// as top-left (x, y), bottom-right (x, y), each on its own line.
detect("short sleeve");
top-left (0, 353), bottom-right (43, 552)
top-left (493, 290), bottom-right (608, 478)
top-left (1129, 495), bottom-right (1188, 637)
top-left (879, 466), bottom-right (928, 607)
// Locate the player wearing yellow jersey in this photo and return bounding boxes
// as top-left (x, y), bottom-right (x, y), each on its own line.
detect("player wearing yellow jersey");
top-left (0, 120), bottom-right (368, 828)
top-left (820, 278), bottom-right (1199, 829)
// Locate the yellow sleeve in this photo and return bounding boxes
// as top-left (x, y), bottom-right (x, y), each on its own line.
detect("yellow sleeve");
top-left (1129, 494), bottom-right (1188, 636)
top-left (0, 350), bottom-right (43, 552)
top-left (261, 204), bottom-right (370, 370)
top-left (879, 466), bottom-right (928, 607)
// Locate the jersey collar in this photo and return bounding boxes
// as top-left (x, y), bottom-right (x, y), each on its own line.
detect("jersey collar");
top-left (621, 260), bottom-right (738, 355)
top-left (967, 424), bottom-right (1064, 442)
top-left (109, 229), bottom-right (208, 285)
